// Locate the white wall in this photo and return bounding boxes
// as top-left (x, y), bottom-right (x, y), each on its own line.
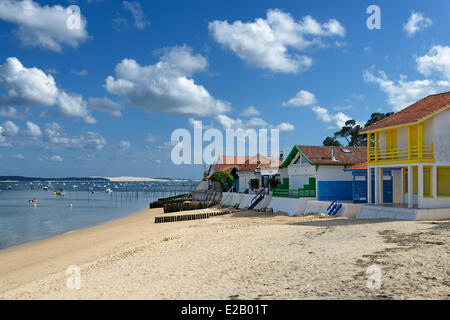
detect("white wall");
top-left (289, 175), bottom-right (312, 189)
top-left (237, 172), bottom-right (259, 192)
top-left (433, 109), bottom-right (450, 164)
top-left (316, 166), bottom-right (354, 181)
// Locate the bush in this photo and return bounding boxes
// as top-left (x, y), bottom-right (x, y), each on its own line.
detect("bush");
top-left (248, 179), bottom-right (260, 190)
top-left (210, 171), bottom-right (234, 191)
top-left (268, 177), bottom-right (280, 190)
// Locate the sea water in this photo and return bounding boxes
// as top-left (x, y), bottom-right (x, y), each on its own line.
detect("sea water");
top-left (0, 181), bottom-right (197, 250)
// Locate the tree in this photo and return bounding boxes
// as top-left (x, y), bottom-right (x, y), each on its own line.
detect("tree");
top-left (334, 119), bottom-right (364, 146)
top-left (323, 136), bottom-right (342, 146)
top-left (210, 171), bottom-right (234, 191)
top-left (248, 179), bottom-right (260, 191)
top-left (328, 112), bottom-right (395, 147)
top-left (365, 112), bottom-right (394, 128)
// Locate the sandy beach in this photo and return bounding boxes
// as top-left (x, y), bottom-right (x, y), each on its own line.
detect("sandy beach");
top-left (0, 207), bottom-right (448, 300)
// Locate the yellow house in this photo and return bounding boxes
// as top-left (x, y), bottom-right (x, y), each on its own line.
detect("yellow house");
top-left (359, 92), bottom-right (450, 210)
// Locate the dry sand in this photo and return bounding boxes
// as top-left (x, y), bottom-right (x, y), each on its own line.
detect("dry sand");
top-left (0, 208), bottom-right (448, 300)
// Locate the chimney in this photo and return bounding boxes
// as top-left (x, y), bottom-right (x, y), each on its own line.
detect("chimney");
top-left (331, 147), bottom-right (337, 162)
top-left (280, 150), bottom-right (284, 162)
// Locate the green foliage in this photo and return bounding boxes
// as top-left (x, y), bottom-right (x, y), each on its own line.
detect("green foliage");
top-left (268, 177), bottom-right (280, 190)
top-left (248, 178), bottom-right (260, 190)
top-left (323, 136), bottom-right (342, 146)
top-left (328, 112), bottom-right (394, 147)
top-left (210, 171), bottom-right (234, 190)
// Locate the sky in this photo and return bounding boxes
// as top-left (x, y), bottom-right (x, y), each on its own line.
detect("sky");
top-left (0, 0), bottom-right (449, 179)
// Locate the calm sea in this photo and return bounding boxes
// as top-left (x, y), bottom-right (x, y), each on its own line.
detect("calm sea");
top-left (0, 180), bottom-right (197, 250)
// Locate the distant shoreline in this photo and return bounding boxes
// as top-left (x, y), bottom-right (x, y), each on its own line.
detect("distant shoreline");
top-left (0, 176), bottom-right (197, 182)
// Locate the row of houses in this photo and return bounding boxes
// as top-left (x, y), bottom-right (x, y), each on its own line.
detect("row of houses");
top-left (197, 92), bottom-right (450, 220)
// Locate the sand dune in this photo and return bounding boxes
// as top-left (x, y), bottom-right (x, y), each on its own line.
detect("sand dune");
top-left (0, 208), bottom-right (448, 300)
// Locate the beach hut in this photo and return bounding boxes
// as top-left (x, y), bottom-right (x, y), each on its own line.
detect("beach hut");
top-left (273, 145), bottom-right (366, 201)
top-left (358, 92), bottom-right (450, 219)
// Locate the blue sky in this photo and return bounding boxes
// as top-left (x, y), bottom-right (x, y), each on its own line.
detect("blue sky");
top-left (0, 0), bottom-right (449, 178)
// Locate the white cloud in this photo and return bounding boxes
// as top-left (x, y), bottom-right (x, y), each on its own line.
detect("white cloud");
top-left (215, 114), bottom-right (294, 132)
top-left (209, 9), bottom-right (345, 73)
top-left (363, 66), bottom-right (450, 111)
top-left (117, 140), bottom-right (131, 151)
top-left (40, 155), bottom-right (63, 162)
top-left (87, 97), bottom-right (123, 117)
top-left (416, 45), bottom-right (450, 80)
top-left (0, 57), bottom-right (96, 123)
top-left (0, 0), bottom-right (89, 52)
top-left (275, 122), bottom-right (295, 132)
top-left (311, 106), bottom-right (352, 129)
top-left (282, 90), bottom-right (317, 107)
top-left (1, 120), bottom-right (19, 136)
top-left (105, 46), bottom-right (231, 117)
top-left (0, 107), bottom-right (28, 119)
top-left (123, 1), bottom-right (149, 29)
top-left (403, 11), bottom-right (432, 37)
top-left (159, 45), bottom-right (208, 75)
top-left (146, 133), bottom-right (160, 143)
top-left (0, 125), bottom-right (10, 146)
top-left (43, 122), bottom-right (107, 151)
top-left (57, 91), bottom-right (96, 124)
top-left (25, 121), bottom-right (42, 137)
top-left (239, 106), bottom-right (260, 117)
top-left (0, 57), bottom-right (58, 106)
top-left (13, 153), bottom-right (24, 159)
top-left (70, 69), bottom-right (88, 76)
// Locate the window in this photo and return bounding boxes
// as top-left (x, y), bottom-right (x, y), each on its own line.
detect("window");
top-left (341, 148), bottom-right (351, 153)
top-left (437, 167), bottom-right (450, 197)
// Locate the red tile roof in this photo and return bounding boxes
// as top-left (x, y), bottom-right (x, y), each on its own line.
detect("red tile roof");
top-left (344, 161), bottom-right (367, 171)
top-left (297, 146), bottom-right (366, 165)
top-left (360, 92), bottom-right (450, 133)
top-left (219, 156), bottom-right (249, 165)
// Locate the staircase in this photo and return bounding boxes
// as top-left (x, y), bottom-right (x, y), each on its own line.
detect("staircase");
top-left (327, 200), bottom-right (342, 216)
top-left (248, 191), bottom-right (265, 210)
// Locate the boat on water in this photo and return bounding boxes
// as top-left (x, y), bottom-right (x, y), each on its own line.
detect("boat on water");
top-left (105, 188), bottom-right (113, 193)
top-left (28, 198), bottom-right (38, 203)
top-left (43, 186), bottom-right (49, 190)
top-left (54, 188), bottom-right (65, 196)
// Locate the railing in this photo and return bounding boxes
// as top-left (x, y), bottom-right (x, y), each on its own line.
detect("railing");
top-left (272, 188), bottom-right (316, 198)
top-left (368, 144), bottom-right (434, 164)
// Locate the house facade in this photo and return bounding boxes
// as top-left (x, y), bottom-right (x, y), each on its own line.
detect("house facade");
top-left (359, 92), bottom-right (450, 209)
top-left (274, 145), bottom-right (366, 200)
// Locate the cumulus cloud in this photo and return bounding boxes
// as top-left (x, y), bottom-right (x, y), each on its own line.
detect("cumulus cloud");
top-left (1, 120), bottom-right (20, 136)
top-left (0, 57), bottom-right (96, 123)
top-left (363, 67), bottom-right (450, 111)
top-left (239, 106), bottom-right (260, 117)
top-left (13, 153), bottom-right (24, 159)
top-left (403, 11), bottom-right (432, 37)
top-left (311, 106), bottom-right (352, 129)
top-left (282, 90), bottom-right (317, 107)
top-left (25, 121), bottom-right (42, 137)
top-left (209, 9), bottom-right (345, 73)
top-left (123, 1), bottom-right (149, 29)
top-left (416, 45), bottom-right (450, 80)
top-left (0, 57), bottom-right (59, 106)
top-left (105, 46), bottom-right (231, 117)
top-left (0, 0), bottom-right (89, 52)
